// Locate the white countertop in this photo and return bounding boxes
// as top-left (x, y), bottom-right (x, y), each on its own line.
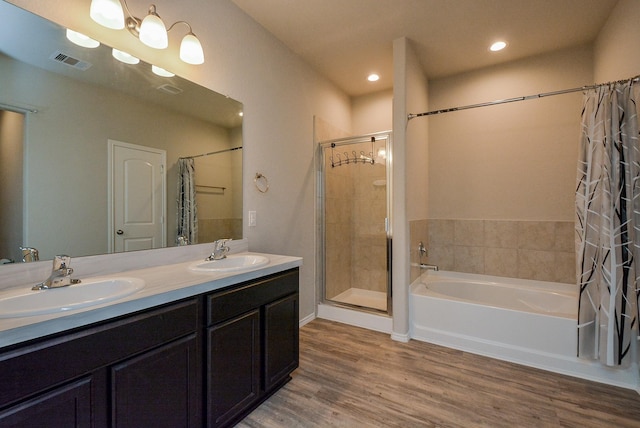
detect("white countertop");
top-left (0, 252), bottom-right (302, 348)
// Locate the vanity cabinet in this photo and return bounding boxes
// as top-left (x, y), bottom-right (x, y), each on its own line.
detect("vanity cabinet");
top-left (0, 267), bottom-right (299, 428)
top-left (206, 269), bottom-right (299, 428)
top-left (0, 299), bottom-right (201, 428)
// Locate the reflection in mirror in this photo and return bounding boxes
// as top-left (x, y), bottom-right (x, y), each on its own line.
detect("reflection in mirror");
top-left (0, 1), bottom-right (243, 264)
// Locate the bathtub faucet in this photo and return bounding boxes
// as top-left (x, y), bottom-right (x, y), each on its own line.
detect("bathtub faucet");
top-left (420, 263), bottom-right (439, 271)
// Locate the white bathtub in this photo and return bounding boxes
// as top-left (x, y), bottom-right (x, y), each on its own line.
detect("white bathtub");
top-left (409, 270), bottom-right (638, 390)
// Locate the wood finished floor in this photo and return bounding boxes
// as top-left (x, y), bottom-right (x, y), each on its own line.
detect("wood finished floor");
top-left (238, 319), bottom-right (640, 427)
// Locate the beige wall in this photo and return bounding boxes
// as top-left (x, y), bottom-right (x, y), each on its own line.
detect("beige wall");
top-left (594, 0), bottom-right (640, 82)
top-left (351, 89), bottom-right (393, 136)
top-left (392, 38), bottom-right (429, 338)
top-left (428, 45), bottom-right (592, 222)
top-left (8, 0), bottom-right (352, 322)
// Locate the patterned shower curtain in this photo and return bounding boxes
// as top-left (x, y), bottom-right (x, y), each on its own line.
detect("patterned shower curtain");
top-left (177, 158), bottom-right (198, 245)
top-left (576, 79), bottom-right (640, 367)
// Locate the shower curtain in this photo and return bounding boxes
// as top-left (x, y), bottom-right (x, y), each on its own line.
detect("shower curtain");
top-left (576, 78), bottom-right (640, 367)
top-left (177, 158), bottom-right (198, 245)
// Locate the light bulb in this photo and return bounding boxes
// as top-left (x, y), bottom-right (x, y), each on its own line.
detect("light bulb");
top-left (66, 29), bottom-right (100, 48)
top-left (139, 12), bottom-right (168, 49)
top-left (152, 65), bottom-right (175, 77)
top-left (112, 49), bottom-right (140, 64)
top-left (89, 0), bottom-right (125, 30)
top-left (180, 33), bottom-right (204, 65)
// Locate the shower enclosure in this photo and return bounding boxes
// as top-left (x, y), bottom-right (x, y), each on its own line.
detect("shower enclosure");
top-left (319, 132), bottom-right (392, 314)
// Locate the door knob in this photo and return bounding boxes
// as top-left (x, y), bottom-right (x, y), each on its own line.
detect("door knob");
top-left (116, 229), bottom-right (124, 235)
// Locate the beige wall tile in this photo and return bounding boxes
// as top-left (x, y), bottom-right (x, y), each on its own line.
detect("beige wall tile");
top-left (454, 246), bottom-right (484, 274)
top-left (485, 247), bottom-right (518, 277)
top-left (427, 245), bottom-right (454, 271)
top-left (517, 249), bottom-right (557, 282)
top-left (426, 218), bottom-right (574, 284)
top-left (553, 251), bottom-right (576, 284)
top-left (554, 221), bottom-right (575, 252)
top-left (484, 220), bottom-right (518, 248)
top-left (518, 221), bottom-right (556, 250)
top-left (428, 219), bottom-right (454, 245)
top-left (454, 220), bottom-right (484, 246)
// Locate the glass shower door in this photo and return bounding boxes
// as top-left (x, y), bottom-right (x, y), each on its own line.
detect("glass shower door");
top-left (321, 132), bottom-right (391, 314)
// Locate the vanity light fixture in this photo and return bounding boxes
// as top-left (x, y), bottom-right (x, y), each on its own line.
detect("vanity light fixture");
top-left (66, 29), bottom-right (100, 48)
top-left (89, 0), bottom-right (205, 65)
top-left (90, 0), bottom-right (125, 29)
top-left (489, 41), bottom-right (507, 52)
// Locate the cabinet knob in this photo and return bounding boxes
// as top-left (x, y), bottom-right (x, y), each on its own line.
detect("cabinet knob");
top-left (116, 229), bottom-right (124, 235)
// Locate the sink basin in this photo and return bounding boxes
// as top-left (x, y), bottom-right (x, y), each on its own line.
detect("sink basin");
top-left (0, 277), bottom-right (145, 318)
top-left (189, 254), bottom-right (269, 272)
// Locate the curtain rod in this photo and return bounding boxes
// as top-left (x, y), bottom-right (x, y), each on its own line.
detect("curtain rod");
top-left (179, 146), bottom-right (242, 160)
top-left (407, 75), bottom-right (640, 120)
top-left (0, 102), bottom-right (38, 114)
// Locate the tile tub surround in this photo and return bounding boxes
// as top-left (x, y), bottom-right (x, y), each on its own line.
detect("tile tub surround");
top-left (425, 219), bottom-right (575, 284)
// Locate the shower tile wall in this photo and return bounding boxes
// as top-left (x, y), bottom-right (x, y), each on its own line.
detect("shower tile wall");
top-left (324, 148), bottom-right (387, 299)
top-left (325, 160), bottom-right (352, 299)
top-left (199, 218), bottom-right (242, 242)
top-left (425, 219), bottom-right (575, 284)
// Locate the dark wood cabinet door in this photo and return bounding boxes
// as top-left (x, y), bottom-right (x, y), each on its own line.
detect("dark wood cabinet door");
top-left (207, 309), bottom-right (260, 428)
top-left (263, 293), bottom-right (299, 391)
top-left (0, 377), bottom-right (93, 428)
top-left (111, 334), bottom-right (200, 428)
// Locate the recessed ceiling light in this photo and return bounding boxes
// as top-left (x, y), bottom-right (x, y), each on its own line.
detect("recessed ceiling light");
top-left (489, 41), bottom-right (507, 52)
top-left (367, 73), bottom-right (380, 82)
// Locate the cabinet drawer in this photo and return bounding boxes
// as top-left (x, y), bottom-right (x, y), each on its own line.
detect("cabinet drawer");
top-left (207, 269), bottom-right (298, 326)
top-left (0, 299), bottom-right (198, 409)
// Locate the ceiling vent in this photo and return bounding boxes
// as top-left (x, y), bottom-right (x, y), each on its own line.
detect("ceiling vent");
top-left (49, 51), bottom-right (92, 71)
top-left (157, 84), bottom-right (183, 95)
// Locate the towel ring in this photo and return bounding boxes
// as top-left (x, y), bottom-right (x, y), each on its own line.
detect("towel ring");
top-left (254, 173), bottom-right (269, 193)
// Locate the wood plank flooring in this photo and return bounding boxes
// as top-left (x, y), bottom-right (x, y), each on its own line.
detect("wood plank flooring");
top-left (238, 319), bottom-right (640, 427)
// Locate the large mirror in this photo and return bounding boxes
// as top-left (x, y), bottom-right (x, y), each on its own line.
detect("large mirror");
top-left (0, 1), bottom-right (243, 264)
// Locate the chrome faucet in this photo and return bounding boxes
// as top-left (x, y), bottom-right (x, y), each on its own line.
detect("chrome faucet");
top-left (32, 255), bottom-right (81, 290)
top-left (20, 246), bottom-right (39, 262)
top-left (417, 241), bottom-right (438, 271)
top-left (206, 239), bottom-right (231, 261)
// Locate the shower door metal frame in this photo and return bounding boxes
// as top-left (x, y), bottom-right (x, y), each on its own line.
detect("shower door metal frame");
top-left (318, 131), bottom-right (392, 315)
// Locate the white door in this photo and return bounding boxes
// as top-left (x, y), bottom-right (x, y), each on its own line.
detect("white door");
top-left (108, 140), bottom-right (166, 253)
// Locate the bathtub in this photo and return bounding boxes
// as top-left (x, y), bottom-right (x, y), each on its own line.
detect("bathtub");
top-left (409, 270), bottom-right (638, 389)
